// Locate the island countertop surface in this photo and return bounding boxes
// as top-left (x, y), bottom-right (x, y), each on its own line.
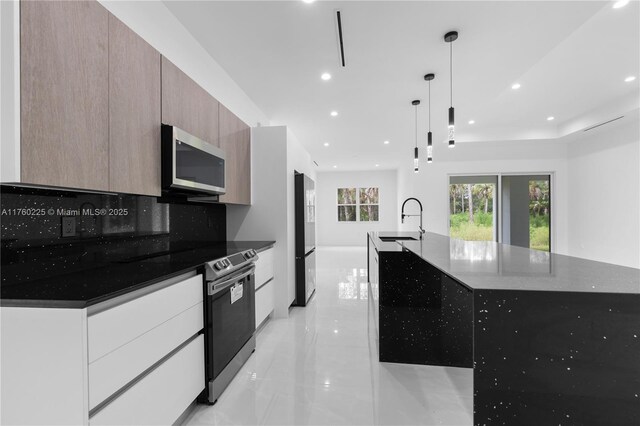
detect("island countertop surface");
top-left (369, 231), bottom-right (640, 294)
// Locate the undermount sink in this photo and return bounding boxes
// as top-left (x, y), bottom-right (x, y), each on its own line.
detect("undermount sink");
top-left (379, 236), bottom-right (418, 242)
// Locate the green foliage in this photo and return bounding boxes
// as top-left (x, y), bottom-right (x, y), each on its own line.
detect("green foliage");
top-left (449, 179), bottom-right (551, 250)
top-left (449, 183), bottom-right (495, 216)
top-left (337, 188), bottom-right (356, 204)
top-left (360, 205), bottom-right (379, 221)
top-left (450, 212), bottom-right (493, 228)
top-left (530, 225), bottom-right (550, 251)
top-left (450, 212), bottom-right (493, 241)
top-left (450, 222), bottom-right (494, 241)
top-left (338, 206), bottom-right (356, 221)
top-left (449, 213), bottom-right (469, 228)
top-left (359, 187), bottom-right (379, 204)
top-left (474, 211), bottom-right (493, 227)
top-left (530, 214), bottom-right (550, 228)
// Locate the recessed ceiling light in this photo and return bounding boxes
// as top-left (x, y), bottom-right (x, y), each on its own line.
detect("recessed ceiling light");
top-left (375, 164), bottom-right (379, 167)
top-left (333, 165), bottom-right (337, 168)
top-left (511, 83), bottom-right (521, 90)
top-left (468, 120), bottom-right (475, 125)
top-left (330, 111), bottom-right (338, 117)
top-left (547, 116), bottom-right (555, 121)
top-left (321, 73), bottom-right (332, 81)
top-left (302, 0), bottom-right (316, 4)
top-left (625, 76), bottom-right (636, 82)
top-left (383, 140), bottom-right (390, 145)
top-left (613, 0), bottom-right (629, 9)
top-left (323, 142), bottom-right (329, 147)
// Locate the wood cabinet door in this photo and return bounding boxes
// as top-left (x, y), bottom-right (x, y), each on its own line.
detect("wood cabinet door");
top-left (20, 0), bottom-right (109, 191)
top-left (218, 105), bottom-right (251, 205)
top-left (108, 16), bottom-right (161, 196)
top-left (161, 57), bottom-right (219, 146)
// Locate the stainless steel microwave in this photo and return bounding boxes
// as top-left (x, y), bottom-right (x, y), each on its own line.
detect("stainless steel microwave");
top-left (162, 125), bottom-right (225, 195)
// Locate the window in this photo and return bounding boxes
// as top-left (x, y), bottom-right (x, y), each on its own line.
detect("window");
top-left (448, 174), bottom-right (551, 252)
top-left (337, 187), bottom-right (379, 222)
top-left (359, 187), bottom-right (379, 221)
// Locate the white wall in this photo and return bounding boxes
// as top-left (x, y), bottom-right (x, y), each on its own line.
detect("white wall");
top-left (396, 140), bottom-right (570, 255)
top-left (567, 119), bottom-right (640, 268)
top-left (98, 0), bottom-right (268, 127)
top-left (316, 170), bottom-right (398, 246)
top-left (226, 126), bottom-right (316, 318)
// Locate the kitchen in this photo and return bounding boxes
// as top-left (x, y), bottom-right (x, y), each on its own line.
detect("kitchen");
top-left (1, 1), bottom-right (639, 425)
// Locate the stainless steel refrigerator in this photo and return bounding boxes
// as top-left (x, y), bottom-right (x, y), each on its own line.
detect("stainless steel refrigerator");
top-left (294, 172), bottom-right (316, 306)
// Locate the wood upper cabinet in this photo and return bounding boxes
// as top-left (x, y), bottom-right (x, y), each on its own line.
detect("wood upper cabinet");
top-left (218, 105), bottom-right (251, 205)
top-left (20, 0), bottom-right (109, 191)
top-left (108, 16), bottom-right (161, 196)
top-left (161, 57), bottom-right (219, 147)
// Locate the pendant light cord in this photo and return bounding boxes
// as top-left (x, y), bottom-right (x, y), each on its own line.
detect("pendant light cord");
top-left (428, 81), bottom-right (431, 131)
top-left (415, 105), bottom-right (418, 148)
top-left (450, 42), bottom-right (453, 107)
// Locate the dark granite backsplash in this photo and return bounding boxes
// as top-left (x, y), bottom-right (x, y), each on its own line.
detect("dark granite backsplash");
top-left (1, 185), bottom-right (226, 284)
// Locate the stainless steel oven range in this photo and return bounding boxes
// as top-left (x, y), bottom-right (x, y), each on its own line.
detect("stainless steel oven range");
top-left (202, 248), bottom-right (258, 404)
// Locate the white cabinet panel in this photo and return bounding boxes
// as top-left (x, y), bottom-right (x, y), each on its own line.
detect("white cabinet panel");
top-left (0, 307), bottom-right (89, 425)
top-left (88, 274), bottom-right (203, 363)
top-left (255, 279), bottom-right (274, 329)
top-left (90, 335), bottom-right (205, 426)
top-left (88, 303), bottom-right (203, 409)
top-left (255, 247), bottom-right (274, 288)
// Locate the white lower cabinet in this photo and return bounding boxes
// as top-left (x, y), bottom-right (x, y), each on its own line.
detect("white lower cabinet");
top-left (88, 303), bottom-right (204, 409)
top-left (255, 279), bottom-right (274, 329)
top-left (254, 247), bottom-right (275, 328)
top-left (87, 274), bottom-right (203, 363)
top-left (0, 272), bottom-right (205, 426)
top-left (90, 335), bottom-right (204, 426)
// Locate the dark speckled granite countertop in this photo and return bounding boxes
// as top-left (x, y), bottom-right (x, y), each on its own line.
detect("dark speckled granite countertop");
top-left (0, 241), bottom-right (275, 308)
top-left (370, 231), bottom-right (640, 294)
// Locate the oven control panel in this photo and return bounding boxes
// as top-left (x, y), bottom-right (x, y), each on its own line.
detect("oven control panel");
top-left (205, 249), bottom-right (259, 281)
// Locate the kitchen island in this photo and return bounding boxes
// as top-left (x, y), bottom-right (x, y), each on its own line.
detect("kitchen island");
top-left (368, 231), bottom-right (640, 426)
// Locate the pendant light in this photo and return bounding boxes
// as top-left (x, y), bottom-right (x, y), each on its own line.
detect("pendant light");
top-left (424, 73), bottom-right (435, 163)
top-left (444, 30), bottom-right (458, 148)
top-left (412, 100), bottom-right (420, 173)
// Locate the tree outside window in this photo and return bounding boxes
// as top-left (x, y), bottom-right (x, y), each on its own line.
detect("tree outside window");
top-left (359, 187), bottom-right (379, 221)
top-left (337, 187), bottom-right (379, 222)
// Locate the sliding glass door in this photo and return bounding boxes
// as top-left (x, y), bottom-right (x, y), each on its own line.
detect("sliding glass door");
top-left (449, 174), bottom-right (551, 252)
top-left (449, 176), bottom-right (498, 242)
top-left (502, 175), bottom-right (551, 252)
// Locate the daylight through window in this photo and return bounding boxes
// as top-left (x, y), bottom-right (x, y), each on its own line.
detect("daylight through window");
top-left (337, 187), bottom-right (379, 222)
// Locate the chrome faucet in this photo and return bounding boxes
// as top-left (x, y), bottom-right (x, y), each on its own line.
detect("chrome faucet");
top-left (401, 197), bottom-right (425, 239)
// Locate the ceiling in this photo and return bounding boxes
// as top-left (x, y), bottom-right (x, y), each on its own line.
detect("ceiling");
top-left (164, 0), bottom-right (640, 171)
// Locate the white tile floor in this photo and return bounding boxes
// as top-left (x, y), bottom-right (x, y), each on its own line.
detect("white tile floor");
top-left (183, 247), bottom-right (473, 425)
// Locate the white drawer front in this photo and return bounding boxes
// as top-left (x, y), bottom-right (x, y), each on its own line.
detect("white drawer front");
top-left (90, 334), bottom-right (205, 426)
top-left (255, 247), bottom-right (274, 287)
top-left (88, 274), bottom-right (203, 363)
top-left (255, 279), bottom-right (274, 329)
top-left (88, 303), bottom-right (203, 409)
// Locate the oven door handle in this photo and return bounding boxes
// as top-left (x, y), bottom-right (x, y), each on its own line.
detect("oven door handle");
top-left (208, 265), bottom-right (255, 296)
